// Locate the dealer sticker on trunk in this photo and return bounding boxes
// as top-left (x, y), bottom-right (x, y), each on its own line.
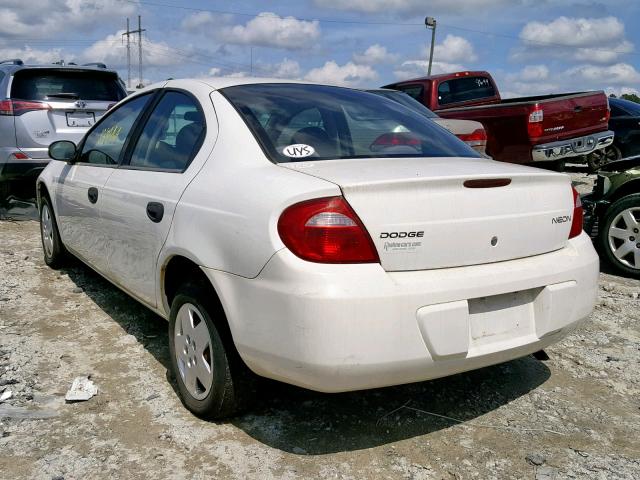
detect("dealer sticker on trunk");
top-left (282, 144), bottom-right (315, 158)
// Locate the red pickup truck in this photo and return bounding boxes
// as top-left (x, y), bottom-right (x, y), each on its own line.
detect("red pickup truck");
top-left (384, 71), bottom-right (614, 169)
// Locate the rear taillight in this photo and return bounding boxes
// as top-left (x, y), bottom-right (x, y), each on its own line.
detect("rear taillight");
top-left (278, 196), bottom-right (379, 264)
top-left (569, 187), bottom-right (583, 239)
top-left (0, 99), bottom-right (51, 116)
top-left (527, 104), bottom-right (544, 138)
top-left (9, 152), bottom-right (29, 160)
top-left (456, 128), bottom-right (487, 147)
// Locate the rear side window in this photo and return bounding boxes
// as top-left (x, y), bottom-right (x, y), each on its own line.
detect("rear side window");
top-left (129, 91), bottom-right (205, 171)
top-left (11, 69), bottom-right (126, 101)
top-left (221, 83), bottom-right (478, 163)
top-left (437, 76), bottom-right (496, 106)
top-left (397, 85), bottom-right (423, 101)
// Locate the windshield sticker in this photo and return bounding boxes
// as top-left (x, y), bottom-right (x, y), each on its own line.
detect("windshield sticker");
top-left (282, 144), bottom-right (315, 158)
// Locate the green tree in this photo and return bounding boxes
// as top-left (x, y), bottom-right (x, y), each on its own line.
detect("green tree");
top-left (620, 93), bottom-right (640, 103)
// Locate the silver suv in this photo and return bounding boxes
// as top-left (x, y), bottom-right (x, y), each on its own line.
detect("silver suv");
top-left (0, 59), bottom-right (127, 200)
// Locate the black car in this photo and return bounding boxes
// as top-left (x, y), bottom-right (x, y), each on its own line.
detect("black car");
top-left (588, 98), bottom-right (640, 171)
top-left (583, 156), bottom-right (640, 278)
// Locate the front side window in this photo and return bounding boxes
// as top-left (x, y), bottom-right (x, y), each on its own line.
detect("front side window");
top-left (437, 76), bottom-right (496, 106)
top-left (128, 91), bottom-right (205, 171)
top-left (221, 83), bottom-right (478, 163)
top-left (78, 93), bottom-right (152, 165)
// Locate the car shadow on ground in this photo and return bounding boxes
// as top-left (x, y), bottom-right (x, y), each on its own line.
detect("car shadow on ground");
top-left (57, 254), bottom-right (552, 455)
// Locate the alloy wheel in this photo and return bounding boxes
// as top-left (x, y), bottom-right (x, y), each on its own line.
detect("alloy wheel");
top-left (607, 207), bottom-right (640, 270)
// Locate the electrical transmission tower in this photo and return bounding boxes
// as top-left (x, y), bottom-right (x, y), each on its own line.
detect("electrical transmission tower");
top-left (122, 15), bottom-right (146, 89)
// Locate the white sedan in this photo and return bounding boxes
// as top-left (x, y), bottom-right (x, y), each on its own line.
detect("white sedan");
top-left (37, 78), bottom-right (599, 419)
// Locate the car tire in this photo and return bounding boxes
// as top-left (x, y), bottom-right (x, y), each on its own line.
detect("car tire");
top-left (598, 194), bottom-right (640, 279)
top-left (168, 282), bottom-right (254, 419)
top-left (39, 194), bottom-right (67, 269)
top-left (0, 182), bottom-right (10, 205)
top-left (587, 145), bottom-right (622, 173)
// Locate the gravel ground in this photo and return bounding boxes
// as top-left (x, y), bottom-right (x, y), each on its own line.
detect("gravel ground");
top-left (1, 172), bottom-right (639, 479)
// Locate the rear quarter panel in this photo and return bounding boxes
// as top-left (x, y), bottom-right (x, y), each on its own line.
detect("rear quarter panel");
top-left (160, 90), bottom-right (339, 282)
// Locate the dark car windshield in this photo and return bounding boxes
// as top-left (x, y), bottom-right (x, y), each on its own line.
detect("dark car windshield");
top-left (221, 83), bottom-right (479, 163)
top-left (366, 89), bottom-right (439, 119)
top-left (11, 69), bottom-right (127, 101)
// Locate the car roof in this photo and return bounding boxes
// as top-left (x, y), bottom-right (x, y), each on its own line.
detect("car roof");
top-left (0, 64), bottom-right (119, 75)
top-left (194, 76), bottom-right (325, 90)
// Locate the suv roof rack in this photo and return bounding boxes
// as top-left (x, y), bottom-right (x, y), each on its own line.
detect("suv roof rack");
top-left (0, 58), bottom-right (24, 66)
top-left (82, 62), bottom-right (107, 69)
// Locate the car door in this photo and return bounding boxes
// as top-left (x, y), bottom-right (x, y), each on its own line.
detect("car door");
top-left (54, 92), bottom-right (154, 271)
top-left (100, 89), bottom-right (210, 307)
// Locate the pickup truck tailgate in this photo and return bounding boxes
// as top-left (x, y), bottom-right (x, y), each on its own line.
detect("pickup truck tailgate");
top-left (539, 92), bottom-right (609, 141)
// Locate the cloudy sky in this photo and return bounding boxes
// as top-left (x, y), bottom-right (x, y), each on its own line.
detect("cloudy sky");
top-left (1, 0), bottom-right (639, 97)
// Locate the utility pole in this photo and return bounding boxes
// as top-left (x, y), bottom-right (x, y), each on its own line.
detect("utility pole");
top-left (125, 18), bottom-right (131, 89)
top-left (122, 16), bottom-right (146, 89)
top-left (425, 16), bottom-right (437, 76)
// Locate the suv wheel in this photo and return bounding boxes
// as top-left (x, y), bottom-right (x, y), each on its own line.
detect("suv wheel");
top-left (587, 145), bottom-right (622, 173)
top-left (39, 195), bottom-right (67, 268)
top-left (599, 194), bottom-right (640, 279)
top-left (168, 282), bottom-right (253, 419)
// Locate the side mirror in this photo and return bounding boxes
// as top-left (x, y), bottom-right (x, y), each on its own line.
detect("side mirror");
top-left (48, 140), bottom-right (77, 163)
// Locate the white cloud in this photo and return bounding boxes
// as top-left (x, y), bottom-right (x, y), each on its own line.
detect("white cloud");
top-left (393, 60), bottom-right (466, 80)
top-left (313, 0), bottom-right (514, 15)
top-left (0, 45), bottom-right (66, 64)
top-left (352, 44), bottom-right (398, 65)
top-left (393, 35), bottom-right (476, 80)
top-left (81, 32), bottom-right (185, 69)
top-left (506, 65), bottom-right (549, 82)
top-left (565, 63), bottom-right (640, 85)
top-left (180, 11), bottom-right (233, 31)
top-left (430, 34), bottom-right (477, 63)
top-left (271, 58), bottom-right (301, 78)
top-left (207, 67), bottom-right (248, 78)
top-left (517, 16), bottom-right (634, 64)
top-left (223, 12), bottom-right (320, 50)
top-left (0, 0), bottom-right (137, 38)
top-left (304, 61), bottom-right (378, 87)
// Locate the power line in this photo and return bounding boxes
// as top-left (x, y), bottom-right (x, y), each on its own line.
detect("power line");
top-left (118, 0), bottom-right (639, 58)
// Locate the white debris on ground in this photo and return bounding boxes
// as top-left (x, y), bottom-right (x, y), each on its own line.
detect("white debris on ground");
top-left (64, 376), bottom-right (98, 402)
top-left (0, 174), bottom-right (639, 479)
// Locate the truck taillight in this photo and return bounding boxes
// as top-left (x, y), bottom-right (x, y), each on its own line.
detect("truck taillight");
top-left (278, 196), bottom-right (379, 264)
top-left (456, 128), bottom-right (487, 147)
top-left (527, 104), bottom-right (544, 138)
top-left (0, 99), bottom-right (51, 116)
top-left (569, 187), bottom-right (583, 239)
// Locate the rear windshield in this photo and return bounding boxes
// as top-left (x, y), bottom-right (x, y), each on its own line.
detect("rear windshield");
top-left (221, 83), bottom-right (479, 163)
top-left (11, 69), bottom-right (126, 101)
top-left (437, 76), bottom-right (496, 106)
top-left (367, 90), bottom-right (439, 119)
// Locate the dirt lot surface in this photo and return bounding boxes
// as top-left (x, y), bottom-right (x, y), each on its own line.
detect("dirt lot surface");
top-left (1, 173), bottom-right (639, 480)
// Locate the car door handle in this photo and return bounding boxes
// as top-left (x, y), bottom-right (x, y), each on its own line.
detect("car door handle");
top-left (574, 106), bottom-right (582, 113)
top-left (146, 202), bottom-right (164, 223)
top-left (87, 187), bottom-right (98, 204)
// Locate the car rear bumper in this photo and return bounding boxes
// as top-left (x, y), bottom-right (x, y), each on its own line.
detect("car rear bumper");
top-left (531, 130), bottom-right (614, 162)
top-left (0, 147), bottom-right (50, 181)
top-left (204, 233), bottom-right (599, 392)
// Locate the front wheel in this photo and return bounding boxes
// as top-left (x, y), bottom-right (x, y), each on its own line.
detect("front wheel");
top-left (598, 194), bottom-right (640, 279)
top-left (168, 282), bottom-right (253, 419)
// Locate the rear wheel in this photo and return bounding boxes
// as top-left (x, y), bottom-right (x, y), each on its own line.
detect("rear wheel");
top-left (168, 282), bottom-right (253, 419)
top-left (39, 195), bottom-right (67, 268)
top-left (598, 194), bottom-right (640, 279)
top-left (587, 145), bottom-right (622, 172)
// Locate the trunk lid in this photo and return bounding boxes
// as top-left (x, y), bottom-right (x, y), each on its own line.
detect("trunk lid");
top-left (281, 157), bottom-right (573, 271)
